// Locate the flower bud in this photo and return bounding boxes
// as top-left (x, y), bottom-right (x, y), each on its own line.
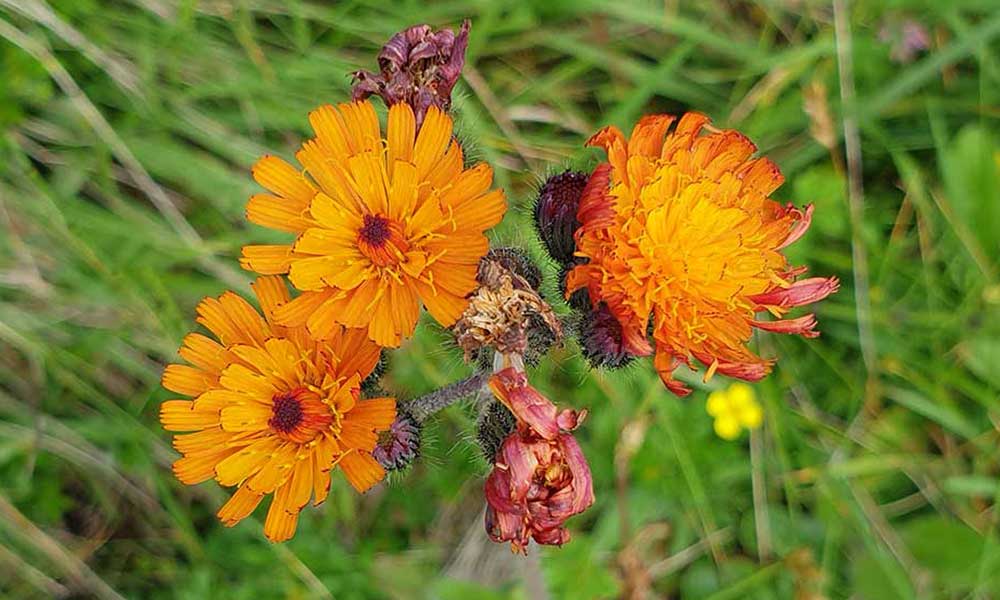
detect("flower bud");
top-left (534, 170), bottom-right (589, 264)
top-left (372, 409), bottom-right (421, 472)
top-left (577, 302), bottom-right (638, 369)
top-left (476, 400), bottom-right (516, 462)
top-left (481, 247), bottom-right (542, 290)
top-left (361, 350), bottom-right (389, 395)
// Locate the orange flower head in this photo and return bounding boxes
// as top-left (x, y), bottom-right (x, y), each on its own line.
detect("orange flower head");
top-left (160, 277), bottom-right (396, 542)
top-left (566, 113), bottom-right (839, 396)
top-left (241, 100), bottom-right (507, 347)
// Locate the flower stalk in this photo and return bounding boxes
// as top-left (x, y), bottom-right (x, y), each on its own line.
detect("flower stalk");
top-left (405, 371), bottom-right (490, 423)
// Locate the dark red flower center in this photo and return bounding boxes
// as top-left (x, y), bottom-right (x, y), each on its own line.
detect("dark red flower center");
top-left (269, 392), bottom-right (305, 433)
top-left (359, 214), bottom-right (391, 247)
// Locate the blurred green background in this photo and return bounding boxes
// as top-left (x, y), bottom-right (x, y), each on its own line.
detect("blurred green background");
top-left (1, 1), bottom-right (999, 598)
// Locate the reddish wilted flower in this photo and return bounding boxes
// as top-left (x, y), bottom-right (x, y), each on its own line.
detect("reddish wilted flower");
top-left (484, 368), bottom-right (594, 553)
top-left (567, 113), bottom-right (839, 395)
top-left (352, 21), bottom-right (470, 128)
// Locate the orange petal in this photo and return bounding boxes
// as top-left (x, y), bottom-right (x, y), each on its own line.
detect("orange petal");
top-left (331, 327), bottom-right (382, 380)
top-left (305, 294), bottom-right (347, 341)
top-left (338, 100), bottom-right (381, 154)
top-left (219, 363), bottom-right (276, 400)
top-left (240, 245), bottom-right (294, 275)
top-left (339, 450), bottom-right (385, 493)
top-left (347, 397), bottom-right (396, 431)
top-left (215, 436), bottom-right (281, 486)
top-left (338, 421), bottom-right (378, 452)
top-left (273, 289), bottom-right (335, 327)
top-left (178, 333), bottom-right (230, 374)
top-left (172, 426), bottom-right (234, 455)
top-left (263, 482), bottom-right (300, 543)
top-left (160, 399), bottom-right (221, 432)
top-left (414, 280), bottom-right (468, 327)
top-left (426, 234), bottom-right (489, 266)
top-left (250, 276), bottom-right (290, 326)
top-left (162, 364), bottom-right (217, 397)
top-left (448, 189), bottom-right (506, 233)
top-left (429, 263), bottom-right (478, 297)
top-left (440, 163), bottom-right (492, 207)
top-left (246, 193), bottom-right (311, 233)
top-left (386, 102), bottom-right (416, 168)
top-left (288, 256), bottom-right (339, 291)
top-left (218, 292), bottom-right (269, 346)
top-left (413, 106), bottom-right (453, 179)
top-left (174, 449), bottom-right (232, 485)
top-left (308, 104), bottom-right (352, 160)
top-left (217, 485), bottom-right (264, 527)
top-left (246, 442), bottom-right (298, 494)
top-left (252, 155), bottom-right (315, 205)
top-left (426, 140), bottom-right (463, 191)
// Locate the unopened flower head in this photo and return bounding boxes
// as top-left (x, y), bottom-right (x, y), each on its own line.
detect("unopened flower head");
top-left (160, 277), bottom-right (395, 542)
top-left (484, 368), bottom-right (594, 553)
top-left (372, 409), bottom-right (422, 471)
top-left (577, 302), bottom-right (638, 369)
top-left (241, 100), bottom-right (506, 347)
top-left (567, 113), bottom-right (839, 395)
top-left (534, 170), bottom-right (589, 264)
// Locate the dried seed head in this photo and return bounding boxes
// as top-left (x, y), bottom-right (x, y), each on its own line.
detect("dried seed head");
top-left (454, 255), bottom-right (562, 361)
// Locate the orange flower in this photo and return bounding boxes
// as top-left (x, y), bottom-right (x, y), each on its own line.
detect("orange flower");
top-left (160, 277), bottom-right (396, 542)
top-left (240, 100), bottom-right (506, 347)
top-left (567, 113), bottom-right (839, 396)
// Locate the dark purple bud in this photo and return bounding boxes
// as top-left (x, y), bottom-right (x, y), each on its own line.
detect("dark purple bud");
top-left (577, 303), bottom-right (638, 369)
top-left (534, 170), bottom-right (589, 264)
top-left (372, 410), bottom-right (421, 471)
top-left (352, 20), bottom-right (471, 129)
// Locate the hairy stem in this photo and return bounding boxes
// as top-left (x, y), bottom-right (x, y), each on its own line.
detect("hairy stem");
top-left (406, 372), bottom-right (490, 423)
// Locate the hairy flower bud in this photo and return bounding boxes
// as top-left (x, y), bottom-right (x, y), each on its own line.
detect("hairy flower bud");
top-left (534, 170), bottom-right (589, 264)
top-left (352, 20), bottom-right (470, 128)
top-left (577, 302), bottom-right (638, 369)
top-left (476, 400), bottom-right (517, 462)
top-left (482, 247), bottom-right (542, 291)
top-left (483, 368), bottom-right (594, 553)
top-left (372, 409), bottom-right (422, 472)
